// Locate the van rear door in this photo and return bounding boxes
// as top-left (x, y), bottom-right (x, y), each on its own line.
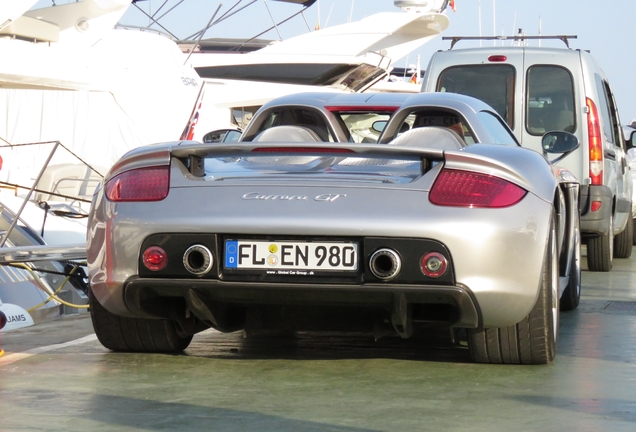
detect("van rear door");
top-left (521, 49), bottom-right (584, 157)
top-left (425, 49), bottom-right (523, 139)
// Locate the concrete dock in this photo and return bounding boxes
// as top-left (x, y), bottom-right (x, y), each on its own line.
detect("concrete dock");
top-left (1, 250), bottom-right (635, 431)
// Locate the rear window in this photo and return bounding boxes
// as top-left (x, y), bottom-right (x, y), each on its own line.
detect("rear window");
top-left (331, 112), bottom-right (393, 143)
top-left (409, 109), bottom-right (475, 144)
top-left (203, 154), bottom-right (423, 184)
top-left (436, 65), bottom-right (515, 128)
top-left (256, 108), bottom-right (335, 142)
top-left (477, 111), bottom-right (518, 145)
top-left (526, 66), bottom-right (576, 136)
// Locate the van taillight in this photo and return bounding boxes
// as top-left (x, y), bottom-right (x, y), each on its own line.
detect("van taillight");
top-left (587, 98), bottom-right (603, 185)
top-left (429, 169), bottom-right (526, 208)
top-left (105, 166), bottom-right (170, 202)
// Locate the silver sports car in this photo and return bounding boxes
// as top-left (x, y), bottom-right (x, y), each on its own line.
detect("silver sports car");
top-left (87, 92), bottom-right (581, 364)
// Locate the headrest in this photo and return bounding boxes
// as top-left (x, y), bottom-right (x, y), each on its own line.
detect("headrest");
top-left (388, 126), bottom-right (465, 150)
top-left (252, 125), bottom-right (323, 142)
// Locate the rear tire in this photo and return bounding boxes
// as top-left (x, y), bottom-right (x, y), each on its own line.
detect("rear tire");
top-left (587, 215), bottom-right (613, 272)
top-left (89, 287), bottom-right (192, 353)
top-left (560, 222), bottom-right (581, 311)
top-left (614, 214), bottom-right (633, 258)
top-left (468, 216), bottom-right (559, 364)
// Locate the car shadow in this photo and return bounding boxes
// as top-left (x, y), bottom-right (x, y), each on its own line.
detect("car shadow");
top-left (184, 323), bottom-right (473, 363)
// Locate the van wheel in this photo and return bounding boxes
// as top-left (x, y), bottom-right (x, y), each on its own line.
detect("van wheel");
top-left (467, 216), bottom-right (558, 364)
top-left (632, 219), bottom-right (636, 246)
top-left (615, 216), bottom-right (633, 258)
top-left (587, 215), bottom-right (613, 272)
top-left (560, 223), bottom-right (581, 311)
top-left (89, 287), bottom-right (193, 353)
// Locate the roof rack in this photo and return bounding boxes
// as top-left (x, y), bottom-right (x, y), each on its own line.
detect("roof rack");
top-left (442, 35), bottom-right (577, 50)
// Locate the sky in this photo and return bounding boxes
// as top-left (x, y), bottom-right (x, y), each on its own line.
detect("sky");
top-left (33, 0), bottom-right (636, 123)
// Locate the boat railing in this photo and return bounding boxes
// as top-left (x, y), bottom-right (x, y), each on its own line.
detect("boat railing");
top-left (0, 139), bottom-right (103, 254)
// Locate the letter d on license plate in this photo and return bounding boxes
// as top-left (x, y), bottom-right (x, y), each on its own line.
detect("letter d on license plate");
top-left (225, 240), bottom-right (358, 271)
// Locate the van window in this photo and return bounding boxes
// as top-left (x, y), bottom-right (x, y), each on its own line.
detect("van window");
top-left (526, 66), bottom-right (576, 136)
top-left (436, 65), bottom-right (515, 128)
top-left (595, 74), bottom-right (620, 145)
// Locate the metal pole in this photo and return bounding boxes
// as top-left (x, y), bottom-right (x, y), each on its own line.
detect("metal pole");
top-left (0, 141), bottom-right (60, 249)
top-left (263, 0), bottom-right (283, 40)
top-left (131, 3), bottom-right (179, 39)
top-left (184, 3), bottom-right (223, 66)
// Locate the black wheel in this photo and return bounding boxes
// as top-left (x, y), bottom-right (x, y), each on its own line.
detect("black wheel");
top-left (614, 215), bottom-right (633, 258)
top-left (89, 287), bottom-right (192, 353)
top-left (467, 216), bottom-right (559, 364)
top-left (587, 214), bottom-right (613, 272)
top-left (560, 221), bottom-right (581, 311)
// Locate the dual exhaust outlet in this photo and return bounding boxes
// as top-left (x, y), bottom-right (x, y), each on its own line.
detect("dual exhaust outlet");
top-left (181, 244), bottom-right (403, 279)
top-left (369, 248), bottom-right (402, 281)
top-left (183, 244), bottom-right (214, 275)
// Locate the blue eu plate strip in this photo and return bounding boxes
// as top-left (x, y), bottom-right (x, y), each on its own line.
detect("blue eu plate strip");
top-left (225, 240), bottom-right (238, 268)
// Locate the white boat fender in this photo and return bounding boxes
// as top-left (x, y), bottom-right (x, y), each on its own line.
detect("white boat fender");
top-left (0, 300), bottom-right (35, 332)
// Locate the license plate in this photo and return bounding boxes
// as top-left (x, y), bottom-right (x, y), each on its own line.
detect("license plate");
top-left (224, 240), bottom-right (358, 272)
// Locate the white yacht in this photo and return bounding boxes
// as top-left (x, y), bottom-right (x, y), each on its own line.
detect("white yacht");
top-left (179, 0), bottom-right (451, 140)
top-left (0, 0), bottom-right (452, 324)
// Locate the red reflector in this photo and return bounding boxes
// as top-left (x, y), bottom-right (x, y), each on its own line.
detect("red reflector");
top-left (430, 169), bottom-right (527, 208)
top-left (252, 147), bottom-right (355, 153)
top-left (488, 55), bottom-right (508, 62)
top-left (143, 246), bottom-right (168, 271)
top-left (105, 166), bottom-right (170, 202)
top-left (591, 201), bottom-right (602, 212)
top-left (421, 252), bottom-right (448, 278)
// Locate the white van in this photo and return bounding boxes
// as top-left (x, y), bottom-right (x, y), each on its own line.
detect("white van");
top-left (422, 36), bottom-right (632, 271)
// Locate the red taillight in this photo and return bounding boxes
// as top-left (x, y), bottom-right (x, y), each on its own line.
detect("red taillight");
top-left (591, 201), bottom-right (602, 212)
top-left (429, 169), bottom-right (527, 208)
top-left (252, 147), bottom-right (354, 153)
top-left (105, 166), bottom-right (170, 202)
top-left (587, 98), bottom-right (603, 185)
top-left (143, 246), bottom-right (168, 271)
top-left (420, 252), bottom-right (448, 278)
top-left (488, 55), bottom-right (507, 62)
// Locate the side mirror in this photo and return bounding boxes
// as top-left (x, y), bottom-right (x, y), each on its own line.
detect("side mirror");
top-left (372, 120), bottom-right (387, 133)
top-left (542, 131), bottom-right (580, 164)
top-left (203, 129), bottom-right (242, 143)
top-left (626, 130), bottom-right (636, 150)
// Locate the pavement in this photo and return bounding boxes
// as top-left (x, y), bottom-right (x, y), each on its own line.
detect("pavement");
top-left (0, 248), bottom-right (635, 431)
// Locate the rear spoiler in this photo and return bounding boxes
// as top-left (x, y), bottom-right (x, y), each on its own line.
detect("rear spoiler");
top-left (170, 141), bottom-right (446, 161)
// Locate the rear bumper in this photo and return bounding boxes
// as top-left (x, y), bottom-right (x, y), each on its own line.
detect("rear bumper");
top-left (123, 277), bottom-right (481, 331)
top-left (580, 184), bottom-right (613, 236)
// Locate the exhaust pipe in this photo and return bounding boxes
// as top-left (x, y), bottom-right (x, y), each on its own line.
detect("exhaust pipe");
top-left (183, 245), bottom-right (214, 276)
top-left (369, 248), bottom-right (401, 281)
